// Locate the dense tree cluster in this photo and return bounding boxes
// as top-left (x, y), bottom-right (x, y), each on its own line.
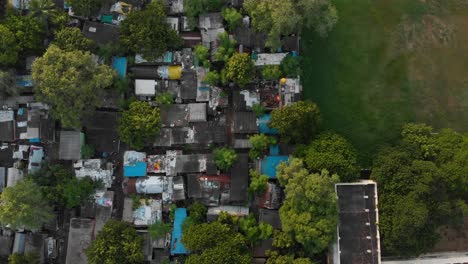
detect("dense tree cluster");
top-left (371, 123), bottom-right (468, 256)
top-left (224, 53), bottom-right (255, 87)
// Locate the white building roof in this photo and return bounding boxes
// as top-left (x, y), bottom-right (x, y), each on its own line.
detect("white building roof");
top-left (254, 53), bottom-right (288, 66)
top-left (135, 79), bottom-right (157, 96)
top-left (74, 159), bottom-right (113, 188)
top-left (136, 176), bottom-right (168, 194)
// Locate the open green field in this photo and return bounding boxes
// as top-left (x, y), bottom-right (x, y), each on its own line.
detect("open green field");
top-left (302, 0), bottom-right (468, 164)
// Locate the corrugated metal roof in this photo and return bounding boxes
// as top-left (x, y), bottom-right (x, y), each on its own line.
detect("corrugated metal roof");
top-left (170, 208), bottom-right (187, 255)
top-left (59, 131), bottom-right (83, 160)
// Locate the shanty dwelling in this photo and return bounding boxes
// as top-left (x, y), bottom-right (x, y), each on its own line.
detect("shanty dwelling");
top-left (170, 208), bottom-right (187, 256)
top-left (65, 218), bottom-right (94, 264)
top-left (0, 110), bottom-right (15, 142)
top-left (229, 154), bottom-right (249, 203)
top-left (59, 131), bottom-right (84, 160)
top-left (206, 205), bottom-right (250, 222)
top-left (135, 79), bottom-right (157, 101)
top-left (82, 21), bottom-right (120, 45)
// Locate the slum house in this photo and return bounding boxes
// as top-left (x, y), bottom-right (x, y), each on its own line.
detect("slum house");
top-left (0, 96), bottom-right (34, 110)
top-left (207, 205), bottom-right (250, 221)
top-left (253, 53), bottom-right (288, 66)
top-left (253, 238), bottom-right (273, 262)
top-left (164, 0), bottom-right (184, 15)
top-left (171, 176), bottom-right (186, 201)
top-left (230, 153), bottom-right (249, 203)
top-left (199, 12), bottom-right (225, 59)
top-left (280, 78), bottom-right (302, 106)
top-left (179, 31), bottom-right (202, 48)
top-left (123, 198), bottom-right (163, 226)
top-left (83, 111), bottom-right (120, 153)
top-left (65, 218), bottom-right (94, 264)
top-left (25, 103), bottom-right (55, 143)
top-left (93, 191), bottom-right (114, 236)
top-left (0, 167), bottom-right (5, 192)
top-left (180, 70), bottom-right (197, 100)
top-left (170, 208), bottom-right (187, 256)
top-left (74, 159), bottom-right (114, 188)
top-left (112, 56), bottom-right (127, 79)
top-left (146, 151), bottom-right (178, 176)
top-left (334, 181), bottom-right (381, 264)
top-left (154, 122), bottom-right (226, 148)
top-left (259, 208), bottom-right (282, 230)
top-left (59, 131), bottom-right (84, 160)
top-left (233, 111), bottom-right (258, 134)
top-left (27, 145), bottom-right (44, 174)
top-left (0, 110), bottom-right (15, 142)
top-left (139, 231), bottom-right (170, 263)
top-left (175, 154), bottom-right (217, 175)
top-left (233, 17), bottom-right (267, 52)
top-left (123, 151), bottom-right (147, 177)
top-left (187, 174), bottom-right (231, 206)
top-left (160, 103), bottom-right (207, 127)
top-left (258, 182), bottom-right (283, 210)
top-left (0, 144), bottom-right (14, 167)
top-left (258, 114), bottom-right (279, 135)
top-left (82, 21), bottom-right (120, 45)
top-left (0, 235), bottom-right (13, 260)
top-left (135, 79), bottom-right (157, 100)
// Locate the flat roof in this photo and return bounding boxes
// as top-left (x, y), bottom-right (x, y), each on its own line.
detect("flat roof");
top-left (335, 182), bottom-right (380, 264)
top-left (170, 208), bottom-right (187, 255)
top-left (135, 79), bottom-right (156, 96)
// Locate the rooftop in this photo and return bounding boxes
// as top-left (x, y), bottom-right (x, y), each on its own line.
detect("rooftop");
top-left (65, 218), bottom-right (94, 264)
top-left (230, 154), bottom-right (249, 202)
top-left (83, 111), bottom-right (120, 153)
top-left (258, 114), bottom-right (279, 134)
top-left (259, 208), bottom-right (282, 230)
top-left (82, 21), bottom-right (120, 44)
top-left (136, 176), bottom-right (168, 194)
top-left (335, 181), bottom-right (381, 264)
top-left (233, 112), bottom-right (257, 134)
top-left (124, 151), bottom-right (147, 177)
top-left (59, 131), bottom-right (84, 160)
top-left (261, 156), bottom-right (289, 179)
top-left (175, 154), bottom-right (217, 174)
top-left (170, 208), bottom-right (187, 255)
top-left (253, 53), bottom-right (288, 66)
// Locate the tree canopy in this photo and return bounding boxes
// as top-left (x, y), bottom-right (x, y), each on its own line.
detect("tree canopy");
top-left (224, 53), bottom-right (255, 87)
top-left (238, 214), bottom-right (273, 245)
top-left (148, 220), bottom-right (172, 239)
top-left (0, 179), bottom-right (54, 230)
top-left (249, 134), bottom-right (276, 160)
top-left (371, 123), bottom-right (467, 256)
top-left (182, 221), bottom-right (251, 264)
top-left (302, 132), bottom-right (359, 182)
top-left (53, 27), bottom-right (96, 52)
top-left (213, 147), bottom-right (238, 171)
top-left (0, 70), bottom-right (18, 98)
top-left (118, 101), bottom-right (161, 149)
top-left (248, 169), bottom-right (269, 195)
top-left (120, 1), bottom-right (182, 60)
top-left (244, 0), bottom-right (337, 48)
top-left (184, 0), bottom-right (225, 29)
top-left (86, 220), bottom-right (144, 264)
top-left (32, 45), bottom-right (114, 128)
top-left (67, 0), bottom-right (102, 17)
top-left (0, 25), bottom-right (20, 65)
top-left (277, 158), bottom-right (339, 255)
top-left (270, 101), bottom-right (321, 144)
top-left (222, 7), bottom-right (242, 31)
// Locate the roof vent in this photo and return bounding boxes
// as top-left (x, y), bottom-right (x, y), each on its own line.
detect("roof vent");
top-left (366, 236), bottom-right (371, 240)
top-left (89, 27), bottom-right (97, 33)
top-left (364, 195), bottom-right (369, 199)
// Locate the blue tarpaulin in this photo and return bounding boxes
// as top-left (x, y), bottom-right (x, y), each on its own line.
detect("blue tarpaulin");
top-left (171, 208), bottom-right (187, 255)
top-left (124, 162), bottom-right (147, 177)
top-left (112, 57), bottom-right (127, 78)
top-left (261, 156), bottom-right (289, 179)
top-left (269, 145), bottom-right (279, 156)
top-left (29, 138), bottom-right (40, 143)
top-left (258, 114), bottom-right (279, 135)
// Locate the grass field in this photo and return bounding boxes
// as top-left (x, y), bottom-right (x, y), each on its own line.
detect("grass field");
top-left (301, 0), bottom-right (468, 164)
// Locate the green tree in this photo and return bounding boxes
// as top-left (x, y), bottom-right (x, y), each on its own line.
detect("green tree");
top-left (86, 220), bottom-right (144, 264)
top-left (270, 101), bottom-right (321, 143)
top-left (120, 1), bottom-right (182, 61)
top-left (188, 201), bottom-right (208, 223)
top-left (214, 32), bottom-right (236, 62)
top-left (194, 44), bottom-right (211, 68)
top-left (28, 0), bottom-right (58, 35)
top-left (297, 0), bottom-right (338, 37)
top-left (0, 179), bottom-right (53, 230)
top-left (280, 55), bottom-right (301, 78)
top-left (262, 65), bottom-right (283, 80)
top-left (213, 147), bottom-right (238, 171)
top-left (8, 252), bottom-right (40, 264)
top-left (203, 71), bottom-right (220, 86)
top-left (225, 53), bottom-right (255, 87)
top-left (249, 134), bottom-right (276, 160)
top-left (182, 221), bottom-right (251, 264)
top-left (302, 132), bottom-right (359, 182)
top-left (118, 101), bottom-right (161, 149)
top-left (155, 92), bottom-right (174, 105)
top-left (148, 220), bottom-right (172, 239)
top-left (0, 70), bottom-right (18, 98)
top-left (222, 7), bottom-right (242, 31)
top-left (238, 214), bottom-right (273, 245)
top-left (277, 158), bottom-right (339, 255)
top-left (32, 45), bottom-right (114, 128)
top-left (371, 124), bottom-right (467, 257)
top-left (266, 251), bottom-right (314, 264)
top-left (248, 169), bottom-right (269, 195)
top-left (62, 176), bottom-right (102, 209)
top-left (2, 13), bottom-right (46, 55)
top-left (81, 144), bottom-right (94, 159)
top-left (0, 25), bottom-right (20, 65)
top-left (53, 27), bottom-right (96, 52)
top-left (67, 0), bottom-right (102, 17)
top-left (252, 103), bottom-right (267, 117)
top-left (184, 0), bottom-right (225, 29)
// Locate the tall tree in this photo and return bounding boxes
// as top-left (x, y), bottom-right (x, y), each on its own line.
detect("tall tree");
top-left (302, 132), bottom-right (359, 182)
top-left (118, 101), bottom-right (161, 149)
top-left (238, 214), bottom-right (273, 245)
top-left (0, 25), bottom-right (20, 65)
top-left (53, 27), bottom-right (96, 52)
top-left (182, 221), bottom-right (251, 264)
top-left (270, 101), bottom-right (321, 144)
top-left (1, 13), bottom-right (45, 58)
top-left (120, 1), bottom-right (182, 60)
top-left (371, 123), bottom-right (467, 256)
top-left (277, 158), bottom-right (339, 255)
top-left (213, 147), bottom-right (237, 171)
top-left (86, 220), bottom-right (144, 264)
top-left (28, 0), bottom-right (58, 35)
top-left (67, 0), bottom-right (102, 17)
top-left (0, 179), bottom-right (54, 230)
top-left (32, 45), bottom-right (114, 128)
top-left (0, 70), bottom-right (18, 98)
top-left (224, 53), bottom-right (255, 87)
